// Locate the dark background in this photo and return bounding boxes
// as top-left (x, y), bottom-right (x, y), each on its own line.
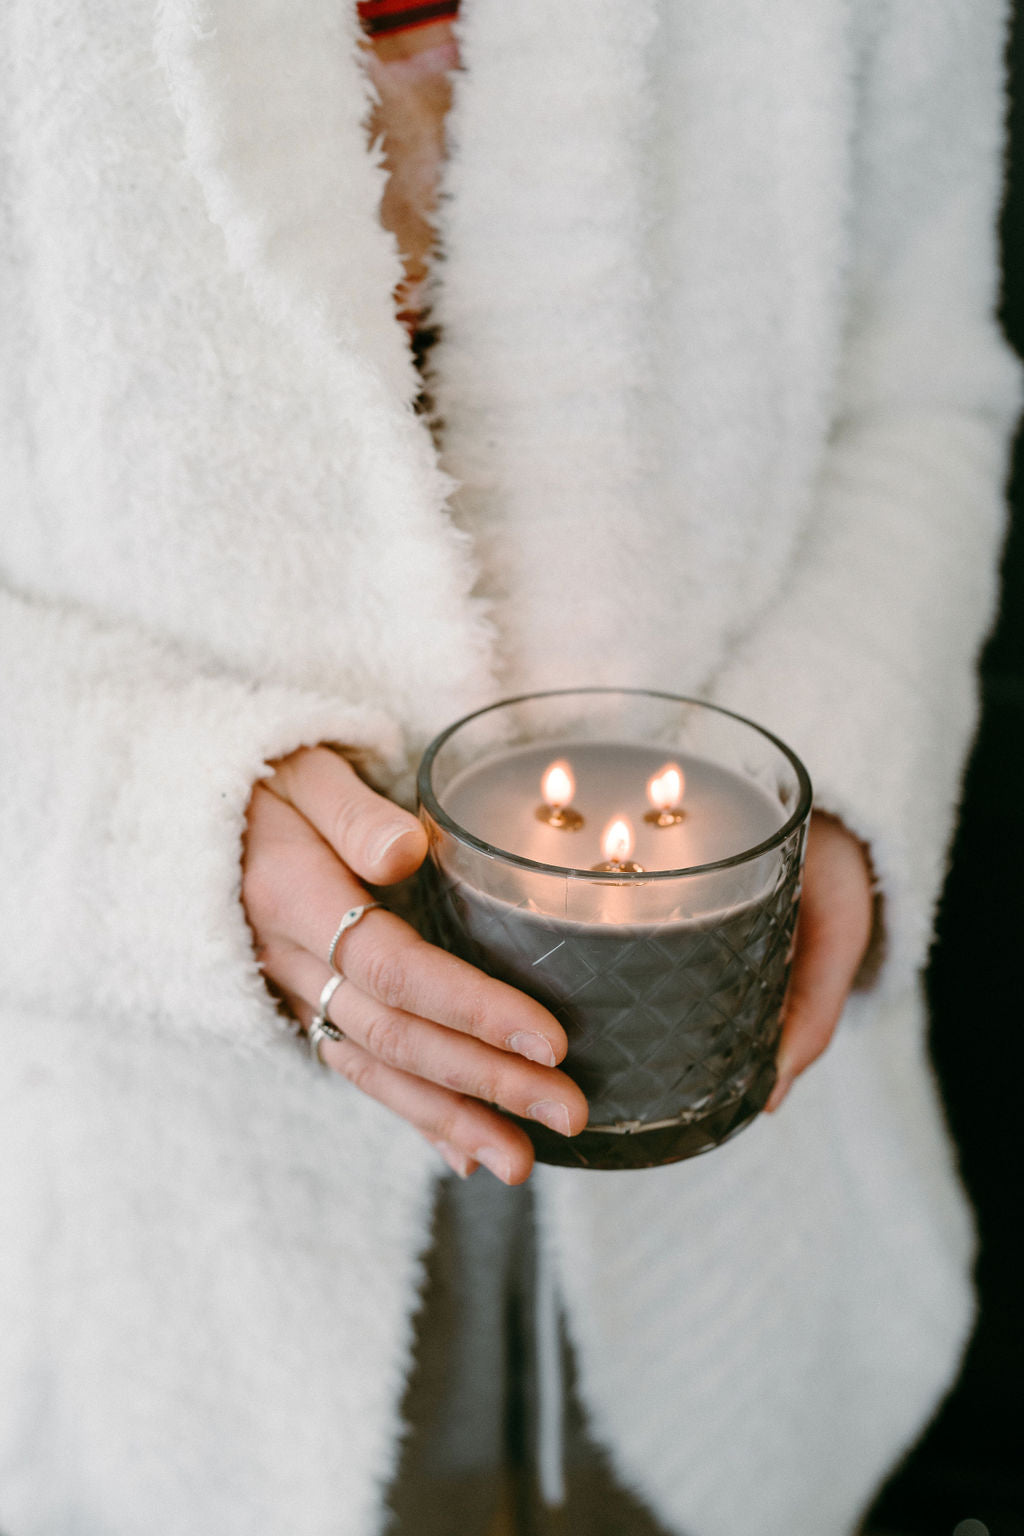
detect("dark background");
top-left (866, 7), bottom-right (1024, 1534)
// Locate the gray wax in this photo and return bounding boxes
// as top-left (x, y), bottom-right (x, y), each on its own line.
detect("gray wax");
top-left (442, 741), bottom-right (781, 873)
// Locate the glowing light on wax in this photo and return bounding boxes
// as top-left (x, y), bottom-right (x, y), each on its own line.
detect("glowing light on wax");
top-left (645, 762), bottom-right (686, 827)
top-left (536, 758), bottom-right (584, 830)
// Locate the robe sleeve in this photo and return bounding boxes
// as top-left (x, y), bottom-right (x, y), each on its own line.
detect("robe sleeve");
top-left (710, 0), bottom-right (1022, 993)
top-left (0, 583), bottom-right (404, 1048)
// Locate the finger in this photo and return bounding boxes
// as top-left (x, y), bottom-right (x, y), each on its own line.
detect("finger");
top-left (244, 781), bottom-right (393, 952)
top-left (328, 1041), bottom-right (537, 1184)
top-left (287, 989), bottom-right (538, 1184)
top-left (426, 1141), bottom-right (481, 1179)
top-left (341, 917), bottom-right (570, 1066)
top-left (273, 951), bottom-right (588, 1136)
top-left (268, 745), bottom-right (427, 885)
top-left (765, 818), bottom-right (874, 1113)
top-left (764, 916), bottom-right (850, 1112)
top-left (248, 788), bottom-right (570, 1067)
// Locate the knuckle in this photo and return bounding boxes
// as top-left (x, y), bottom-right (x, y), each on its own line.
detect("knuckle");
top-left (458, 983), bottom-right (493, 1039)
top-left (361, 945), bottom-right (410, 1010)
top-left (328, 793), bottom-right (380, 866)
top-left (325, 792), bottom-right (361, 854)
top-left (438, 1059), bottom-right (499, 1103)
top-left (468, 1066), bottom-right (503, 1106)
top-left (362, 1009), bottom-right (409, 1068)
top-left (433, 952), bottom-right (497, 1038)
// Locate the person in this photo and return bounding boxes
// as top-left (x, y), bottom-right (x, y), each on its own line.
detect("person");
top-left (0, 1), bottom-right (1018, 1533)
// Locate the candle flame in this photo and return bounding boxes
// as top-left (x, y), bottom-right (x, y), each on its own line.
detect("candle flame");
top-left (601, 816), bottom-right (635, 865)
top-left (541, 759), bottom-right (575, 810)
top-left (647, 763), bottom-right (685, 812)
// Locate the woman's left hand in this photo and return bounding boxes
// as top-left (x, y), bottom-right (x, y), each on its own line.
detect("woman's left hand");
top-left (765, 811), bottom-right (875, 1113)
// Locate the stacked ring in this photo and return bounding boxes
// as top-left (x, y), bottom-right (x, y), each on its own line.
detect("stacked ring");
top-left (327, 901), bottom-right (386, 974)
top-left (309, 974), bottom-right (347, 1063)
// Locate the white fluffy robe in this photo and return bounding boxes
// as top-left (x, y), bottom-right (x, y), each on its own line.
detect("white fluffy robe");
top-left (0, 1), bottom-right (1019, 1532)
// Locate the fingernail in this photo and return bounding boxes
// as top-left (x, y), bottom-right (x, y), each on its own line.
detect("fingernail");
top-left (435, 1141), bottom-right (474, 1179)
top-left (373, 824), bottom-right (418, 865)
top-left (473, 1147), bottom-right (514, 1184)
top-left (528, 1100), bottom-right (571, 1136)
top-left (507, 1031), bottom-right (557, 1067)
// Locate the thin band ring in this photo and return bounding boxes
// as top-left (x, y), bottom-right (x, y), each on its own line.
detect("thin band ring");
top-left (314, 973), bottom-right (346, 1027)
top-left (309, 974), bottom-right (347, 1063)
top-left (327, 902), bottom-right (386, 975)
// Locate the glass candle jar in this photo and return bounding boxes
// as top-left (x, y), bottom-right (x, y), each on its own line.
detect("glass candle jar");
top-left (417, 689), bottom-right (812, 1170)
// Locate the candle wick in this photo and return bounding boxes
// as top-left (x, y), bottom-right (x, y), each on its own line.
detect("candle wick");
top-left (536, 802), bottom-right (584, 830)
top-left (644, 806), bottom-right (685, 828)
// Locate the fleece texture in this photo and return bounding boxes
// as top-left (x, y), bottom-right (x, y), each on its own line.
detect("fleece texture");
top-left (0, 1), bottom-right (1019, 1532)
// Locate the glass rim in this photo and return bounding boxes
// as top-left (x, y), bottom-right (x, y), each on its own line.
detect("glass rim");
top-left (417, 687), bottom-right (813, 882)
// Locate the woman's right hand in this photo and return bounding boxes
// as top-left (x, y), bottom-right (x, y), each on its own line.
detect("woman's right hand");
top-left (242, 746), bottom-right (589, 1184)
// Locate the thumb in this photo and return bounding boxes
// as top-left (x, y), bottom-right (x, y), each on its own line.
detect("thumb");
top-left (266, 745), bottom-right (429, 885)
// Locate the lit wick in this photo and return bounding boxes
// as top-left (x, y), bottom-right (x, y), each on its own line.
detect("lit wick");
top-left (536, 759), bottom-right (584, 830)
top-left (591, 816), bottom-right (644, 873)
top-left (644, 763), bottom-right (686, 827)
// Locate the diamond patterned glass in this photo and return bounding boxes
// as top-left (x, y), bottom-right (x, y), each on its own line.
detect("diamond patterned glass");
top-left (418, 690), bottom-right (811, 1170)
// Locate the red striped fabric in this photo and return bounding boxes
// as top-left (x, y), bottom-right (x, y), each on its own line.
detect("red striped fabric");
top-left (357, 0), bottom-right (459, 37)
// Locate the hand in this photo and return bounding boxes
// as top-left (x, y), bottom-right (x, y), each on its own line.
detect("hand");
top-left (242, 746), bottom-right (589, 1183)
top-left (765, 810), bottom-right (876, 1113)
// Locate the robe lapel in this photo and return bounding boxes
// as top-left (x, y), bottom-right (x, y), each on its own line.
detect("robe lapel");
top-left (155, 0), bottom-right (419, 403)
top-left (436, 0), bottom-right (852, 697)
top-left (436, 0), bottom-right (665, 692)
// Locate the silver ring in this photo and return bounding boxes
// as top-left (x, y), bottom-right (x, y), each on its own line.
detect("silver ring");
top-left (327, 902), bottom-right (386, 974)
top-left (309, 975), bottom-right (347, 1062)
top-left (309, 1015), bottom-right (341, 1064)
top-left (313, 973), bottom-right (346, 1027)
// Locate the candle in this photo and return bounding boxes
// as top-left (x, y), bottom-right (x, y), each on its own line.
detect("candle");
top-left (418, 690), bottom-right (811, 1170)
